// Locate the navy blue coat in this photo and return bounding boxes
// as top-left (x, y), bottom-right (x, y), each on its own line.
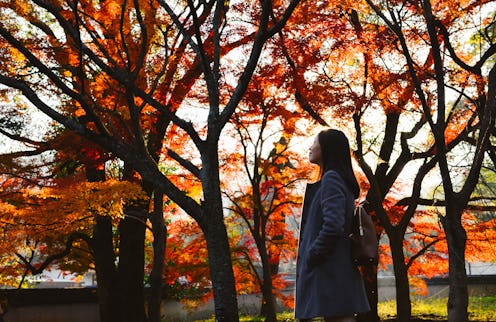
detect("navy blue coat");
top-left (295, 170), bottom-right (370, 319)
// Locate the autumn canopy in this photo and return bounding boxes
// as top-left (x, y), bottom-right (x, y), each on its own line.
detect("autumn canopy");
top-left (1, 1), bottom-right (496, 322)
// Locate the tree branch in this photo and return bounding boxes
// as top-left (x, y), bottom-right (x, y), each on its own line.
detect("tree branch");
top-left (15, 232), bottom-right (92, 275)
top-left (166, 148), bottom-right (201, 179)
top-left (406, 238), bottom-right (442, 269)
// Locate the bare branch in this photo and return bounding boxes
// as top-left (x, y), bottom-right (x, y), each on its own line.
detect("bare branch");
top-left (166, 147), bottom-right (201, 179)
top-left (16, 232), bottom-right (92, 275)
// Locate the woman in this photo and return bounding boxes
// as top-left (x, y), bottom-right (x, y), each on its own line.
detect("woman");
top-left (295, 129), bottom-right (370, 322)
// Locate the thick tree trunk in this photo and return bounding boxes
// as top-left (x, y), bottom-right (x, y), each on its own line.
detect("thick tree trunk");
top-left (92, 216), bottom-right (121, 322)
top-left (148, 190), bottom-right (166, 322)
top-left (441, 215), bottom-right (469, 322)
top-left (201, 147), bottom-right (239, 322)
top-left (204, 222), bottom-right (239, 322)
top-left (87, 167), bottom-right (121, 322)
top-left (390, 233), bottom-right (411, 322)
top-left (118, 205), bottom-right (147, 322)
top-left (260, 280), bottom-right (277, 322)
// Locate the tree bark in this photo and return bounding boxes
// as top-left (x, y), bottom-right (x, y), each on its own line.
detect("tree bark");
top-left (441, 215), bottom-right (469, 322)
top-left (204, 220), bottom-right (239, 322)
top-left (257, 240), bottom-right (277, 322)
top-left (201, 147), bottom-right (239, 322)
top-left (87, 167), bottom-right (121, 322)
top-left (92, 215), bottom-right (121, 322)
top-left (148, 190), bottom-right (166, 322)
top-left (118, 204), bottom-right (147, 322)
top-left (389, 233), bottom-right (412, 322)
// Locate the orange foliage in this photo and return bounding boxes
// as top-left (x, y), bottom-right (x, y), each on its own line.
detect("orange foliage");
top-left (463, 212), bottom-right (496, 262)
top-left (155, 215), bottom-right (213, 309)
top-left (1, 176), bottom-right (145, 237)
top-left (0, 128), bottom-right (132, 281)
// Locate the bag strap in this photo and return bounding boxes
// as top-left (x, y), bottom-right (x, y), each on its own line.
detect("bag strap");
top-left (354, 200), bottom-right (369, 237)
top-left (356, 204), bottom-right (365, 237)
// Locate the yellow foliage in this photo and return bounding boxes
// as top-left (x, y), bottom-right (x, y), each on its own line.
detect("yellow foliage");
top-left (30, 179), bottom-right (147, 220)
top-left (0, 175), bottom-right (148, 285)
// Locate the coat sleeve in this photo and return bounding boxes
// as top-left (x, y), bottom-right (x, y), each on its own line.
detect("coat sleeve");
top-left (307, 171), bottom-right (347, 266)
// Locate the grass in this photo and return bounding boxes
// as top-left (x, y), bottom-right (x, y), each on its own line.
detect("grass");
top-left (378, 296), bottom-right (496, 321)
top-left (379, 298), bottom-right (447, 319)
top-left (194, 312), bottom-right (295, 322)
top-left (468, 296), bottom-right (496, 321)
top-left (192, 296), bottom-right (496, 321)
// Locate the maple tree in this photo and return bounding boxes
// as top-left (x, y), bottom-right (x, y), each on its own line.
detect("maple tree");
top-left (361, 2), bottom-right (496, 321)
top-left (2, 2), bottom-right (496, 322)
top-left (161, 1), bottom-right (496, 320)
top-left (0, 120), bottom-right (157, 322)
top-left (221, 74), bottom-right (314, 320)
top-left (305, 2), bottom-right (496, 321)
top-left (0, 123), bottom-right (177, 322)
top-left (255, 1), bottom-right (496, 321)
top-left (0, 0), bottom-right (304, 321)
top-left (249, 2), bottom-right (411, 319)
top-left (154, 95), bottom-right (311, 321)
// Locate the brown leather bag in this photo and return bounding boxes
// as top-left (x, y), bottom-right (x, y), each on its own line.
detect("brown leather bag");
top-left (350, 201), bottom-right (379, 265)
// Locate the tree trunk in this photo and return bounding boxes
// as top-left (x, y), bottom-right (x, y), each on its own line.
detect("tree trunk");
top-left (441, 215), bottom-right (469, 322)
top-left (87, 167), bottom-right (121, 322)
top-left (118, 205), bottom-right (147, 322)
top-left (203, 210), bottom-right (239, 321)
top-left (204, 222), bottom-right (239, 322)
top-left (148, 190), bottom-right (167, 322)
top-left (92, 215), bottom-right (121, 322)
top-left (258, 240), bottom-right (277, 322)
top-left (390, 233), bottom-right (411, 322)
top-left (356, 264), bottom-right (380, 322)
top-left (260, 276), bottom-right (277, 322)
top-left (201, 147), bottom-right (239, 322)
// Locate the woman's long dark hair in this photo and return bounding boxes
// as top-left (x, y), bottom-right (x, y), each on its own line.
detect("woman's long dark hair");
top-left (318, 129), bottom-right (360, 198)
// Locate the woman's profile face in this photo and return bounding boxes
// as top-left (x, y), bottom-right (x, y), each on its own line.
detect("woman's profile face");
top-left (308, 135), bottom-right (322, 166)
